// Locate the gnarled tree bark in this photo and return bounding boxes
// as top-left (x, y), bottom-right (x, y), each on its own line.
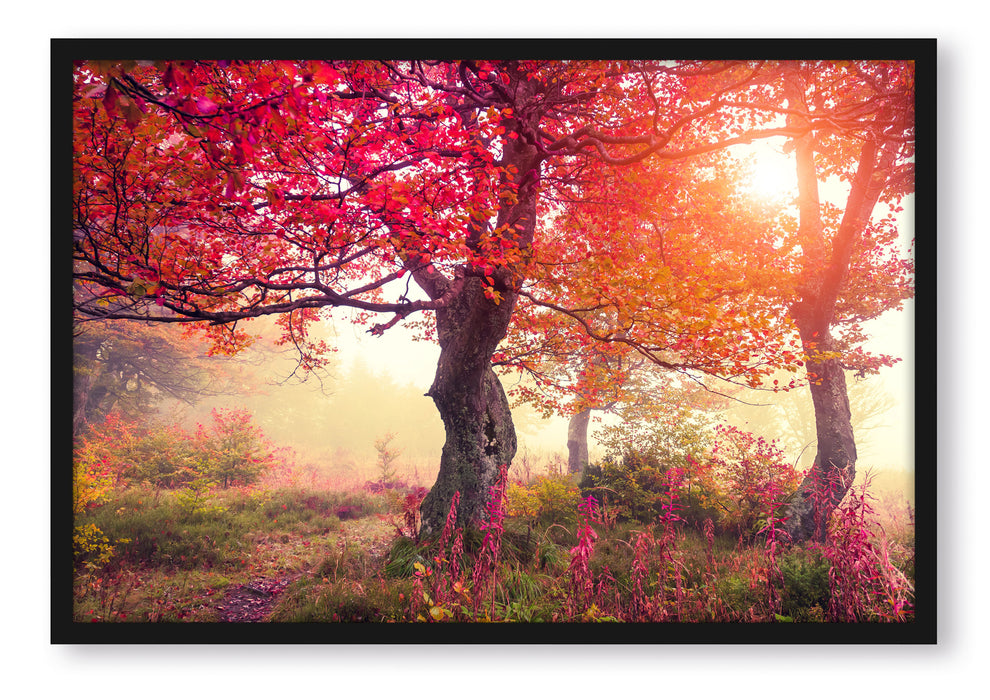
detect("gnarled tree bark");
top-left (418, 274), bottom-right (520, 535)
top-left (417, 72), bottom-right (543, 535)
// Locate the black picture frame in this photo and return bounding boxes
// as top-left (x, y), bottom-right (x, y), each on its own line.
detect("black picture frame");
top-left (52, 37), bottom-right (936, 645)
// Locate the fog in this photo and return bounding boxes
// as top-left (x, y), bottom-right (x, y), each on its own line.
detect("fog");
top-left (162, 289), bottom-right (912, 502)
top-left (162, 174), bottom-right (915, 490)
top-left (163, 314), bottom-right (572, 489)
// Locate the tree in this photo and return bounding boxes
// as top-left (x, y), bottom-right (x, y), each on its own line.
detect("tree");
top-left (72, 319), bottom-right (251, 436)
top-left (492, 142), bottom-right (797, 476)
top-left (496, 333), bottom-right (634, 474)
top-left (194, 408), bottom-right (279, 488)
top-left (70, 57), bottom-right (912, 538)
top-left (719, 369), bottom-right (897, 470)
top-left (768, 62), bottom-right (915, 541)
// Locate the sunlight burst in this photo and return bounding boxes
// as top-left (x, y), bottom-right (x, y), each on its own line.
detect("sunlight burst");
top-left (736, 139), bottom-right (798, 203)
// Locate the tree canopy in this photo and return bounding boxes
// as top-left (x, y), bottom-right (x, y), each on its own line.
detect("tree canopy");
top-left (73, 61), bottom-right (800, 351)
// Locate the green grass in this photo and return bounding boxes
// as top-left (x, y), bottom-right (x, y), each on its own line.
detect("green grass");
top-left (73, 481), bottom-right (916, 624)
top-left (72, 482), bottom-right (397, 622)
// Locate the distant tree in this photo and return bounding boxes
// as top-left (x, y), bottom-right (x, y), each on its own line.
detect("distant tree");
top-left (496, 338), bottom-right (634, 474)
top-left (72, 320), bottom-right (248, 436)
top-left (373, 432), bottom-right (402, 484)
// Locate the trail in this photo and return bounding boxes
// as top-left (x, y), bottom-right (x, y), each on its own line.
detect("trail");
top-left (215, 576), bottom-right (297, 623)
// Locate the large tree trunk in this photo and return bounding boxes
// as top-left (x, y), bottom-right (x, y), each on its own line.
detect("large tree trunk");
top-left (419, 275), bottom-right (519, 536)
top-left (781, 321), bottom-right (857, 542)
top-left (567, 408), bottom-right (591, 474)
top-left (417, 71), bottom-right (543, 536)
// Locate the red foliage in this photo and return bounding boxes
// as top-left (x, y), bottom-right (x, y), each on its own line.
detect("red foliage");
top-left (565, 496), bottom-right (600, 618)
top-left (73, 60), bottom-right (912, 392)
top-left (812, 471), bottom-right (914, 621)
top-left (702, 424), bottom-right (802, 537)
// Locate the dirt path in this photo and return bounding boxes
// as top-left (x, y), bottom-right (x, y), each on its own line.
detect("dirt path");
top-left (215, 576), bottom-right (297, 623)
top-left (213, 518), bottom-right (398, 622)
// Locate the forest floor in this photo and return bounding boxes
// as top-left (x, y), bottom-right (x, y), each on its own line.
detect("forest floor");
top-left (71, 479), bottom-right (916, 625)
top-left (214, 515), bottom-right (398, 621)
top-left (215, 576), bottom-right (299, 622)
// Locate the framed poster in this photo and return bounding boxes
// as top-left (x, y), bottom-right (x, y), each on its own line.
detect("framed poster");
top-left (53, 37), bottom-right (934, 644)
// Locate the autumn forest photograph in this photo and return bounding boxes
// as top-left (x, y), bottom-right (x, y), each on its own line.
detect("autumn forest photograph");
top-left (57, 41), bottom-right (932, 643)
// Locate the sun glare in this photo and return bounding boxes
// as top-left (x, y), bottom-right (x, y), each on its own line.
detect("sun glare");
top-left (734, 139), bottom-right (798, 203)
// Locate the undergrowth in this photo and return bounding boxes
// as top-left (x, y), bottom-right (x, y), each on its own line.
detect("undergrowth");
top-left (73, 468), bottom-right (915, 624)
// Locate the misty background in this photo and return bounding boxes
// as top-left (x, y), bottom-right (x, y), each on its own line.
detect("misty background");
top-left (160, 291), bottom-right (914, 500)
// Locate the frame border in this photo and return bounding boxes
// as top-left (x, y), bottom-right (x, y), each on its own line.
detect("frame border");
top-left (52, 37), bottom-right (936, 645)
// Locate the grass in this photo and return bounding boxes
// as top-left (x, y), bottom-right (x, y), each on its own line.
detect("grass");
top-left (73, 482), bottom-right (395, 622)
top-left (73, 476), bottom-right (916, 624)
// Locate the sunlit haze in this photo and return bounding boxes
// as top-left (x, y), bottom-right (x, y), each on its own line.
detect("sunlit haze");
top-left (733, 137), bottom-right (798, 203)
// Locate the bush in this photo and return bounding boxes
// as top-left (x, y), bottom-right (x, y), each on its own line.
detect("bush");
top-left (73, 523), bottom-right (130, 570)
top-left (676, 487), bottom-right (725, 532)
top-left (74, 411), bottom-right (141, 487)
top-left (73, 451), bottom-right (115, 515)
top-left (580, 451), bottom-right (677, 523)
top-left (129, 424), bottom-right (199, 488)
top-left (507, 473), bottom-right (581, 526)
top-left (193, 408), bottom-right (282, 488)
top-left (172, 478), bottom-right (229, 519)
top-left (695, 425), bottom-right (801, 538)
top-left (74, 408), bottom-right (289, 492)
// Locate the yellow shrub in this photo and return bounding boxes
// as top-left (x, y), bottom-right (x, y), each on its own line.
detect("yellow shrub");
top-left (73, 457), bottom-right (115, 515)
top-left (507, 474), bottom-right (580, 524)
top-left (73, 523), bottom-right (130, 569)
top-left (507, 481), bottom-right (541, 519)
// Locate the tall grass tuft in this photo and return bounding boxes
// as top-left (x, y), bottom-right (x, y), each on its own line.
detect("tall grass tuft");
top-left (819, 470), bottom-right (914, 622)
top-left (471, 464), bottom-right (509, 619)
